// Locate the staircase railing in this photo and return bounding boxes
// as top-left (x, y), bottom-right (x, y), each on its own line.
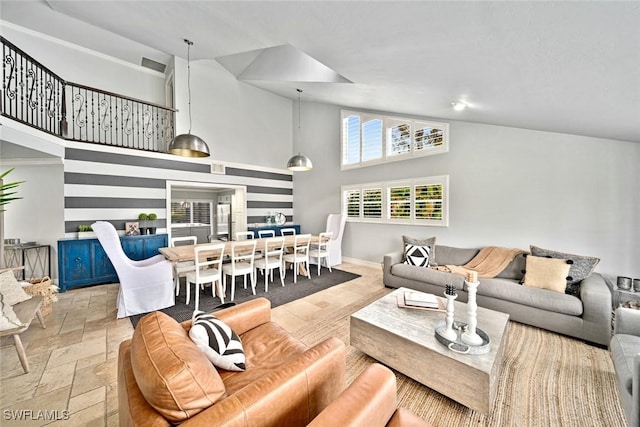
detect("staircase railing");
top-left (1, 36), bottom-right (175, 152)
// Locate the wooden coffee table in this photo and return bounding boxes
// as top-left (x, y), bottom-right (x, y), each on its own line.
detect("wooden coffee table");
top-left (350, 287), bottom-right (510, 414)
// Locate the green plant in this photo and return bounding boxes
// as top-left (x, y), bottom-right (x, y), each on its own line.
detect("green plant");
top-left (0, 168), bottom-right (24, 212)
top-left (78, 225), bottom-right (92, 232)
top-left (148, 213), bottom-right (157, 221)
top-left (138, 213), bottom-right (149, 221)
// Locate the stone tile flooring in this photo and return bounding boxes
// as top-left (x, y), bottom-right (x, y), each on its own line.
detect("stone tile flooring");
top-left (0, 262), bottom-right (384, 426)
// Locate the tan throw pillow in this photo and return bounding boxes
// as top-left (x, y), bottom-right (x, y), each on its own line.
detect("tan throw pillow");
top-left (522, 255), bottom-right (571, 293)
top-left (130, 311), bottom-right (226, 423)
top-left (0, 271), bottom-right (32, 306)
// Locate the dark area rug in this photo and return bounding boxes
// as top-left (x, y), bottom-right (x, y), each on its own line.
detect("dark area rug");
top-left (129, 267), bottom-right (360, 327)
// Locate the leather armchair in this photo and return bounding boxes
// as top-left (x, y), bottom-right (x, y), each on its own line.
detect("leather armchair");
top-left (308, 363), bottom-right (431, 427)
top-left (118, 298), bottom-right (346, 426)
top-left (610, 307), bottom-right (640, 427)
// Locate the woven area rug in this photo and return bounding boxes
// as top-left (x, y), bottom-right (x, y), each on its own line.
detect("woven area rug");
top-left (291, 291), bottom-right (627, 427)
top-left (129, 267), bottom-right (359, 327)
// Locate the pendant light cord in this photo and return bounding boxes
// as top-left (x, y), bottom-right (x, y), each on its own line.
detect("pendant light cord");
top-left (185, 39), bottom-right (194, 135)
top-left (297, 88), bottom-right (302, 133)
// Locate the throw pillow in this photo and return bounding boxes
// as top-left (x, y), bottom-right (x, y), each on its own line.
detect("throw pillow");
top-left (0, 294), bottom-right (24, 331)
top-left (189, 311), bottom-right (246, 371)
top-left (522, 255), bottom-right (572, 293)
top-left (530, 245), bottom-right (600, 295)
top-left (0, 271), bottom-right (32, 306)
top-left (402, 235), bottom-right (436, 265)
top-left (403, 243), bottom-right (431, 267)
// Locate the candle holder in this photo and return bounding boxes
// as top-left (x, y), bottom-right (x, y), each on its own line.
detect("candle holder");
top-left (440, 284), bottom-right (458, 341)
top-left (461, 279), bottom-right (484, 346)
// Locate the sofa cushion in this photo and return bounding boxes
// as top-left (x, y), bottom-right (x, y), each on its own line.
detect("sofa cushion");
top-left (434, 245), bottom-right (479, 267)
top-left (522, 255), bottom-right (572, 293)
top-left (403, 243), bottom-right (431, 267)
top-left (610, 334), bottom-right (640, 395)
top-left (403, 236), bottom-right (436, 264)
top-left (189, 311), bottom-right (246, 372)
top-left (391, 264), bottom-right (465, 290)
top-left (130, 311), bottom-right (226, 423)
top-left (530, 245), bottom-right (600, 296)
top-left (476, 278), bottom-right (583, 316)
top-left (496, 252), bottom-right (527, 280)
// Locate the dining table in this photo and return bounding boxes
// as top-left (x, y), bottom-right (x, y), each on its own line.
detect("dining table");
top-left (158, 234), bottom-right (327, 277)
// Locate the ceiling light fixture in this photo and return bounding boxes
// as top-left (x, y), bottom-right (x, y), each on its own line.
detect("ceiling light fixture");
top-left (451, 101), bottom-right (468, 112)
top-left (168, 39), bottom-right (210, 158)
top-left (287, 89), bottom-right (313, 172)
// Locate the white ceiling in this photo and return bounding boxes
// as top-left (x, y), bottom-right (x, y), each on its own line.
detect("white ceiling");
top-left (1, 0), bottom-right (639, 143)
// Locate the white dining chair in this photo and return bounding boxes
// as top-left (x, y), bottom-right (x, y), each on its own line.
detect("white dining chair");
top-left (92, 221), bottom-right (174, 318)
top-left (283, 234), bottom-right (311, 283)
top-left (308, 232), bottom-right (333, 276)
top-left (280, 228), bottom-right (297, 236)
top-left (185, 243), bottom-right (225, 311)
top-left (254, 237), bottom-right (285, 292)
top-left (258, 229), bottom-right (276, 238)
top-left (222, 240), bottom-right (257, 301)
top-left (170, 235), bottom-right (197, 296)
top-left (235, 231), bottom-right (255, 240)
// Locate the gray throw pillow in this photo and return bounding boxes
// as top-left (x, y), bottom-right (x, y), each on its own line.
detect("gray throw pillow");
top-left (529, 245), bottom-right (600, 296)
top-left (402, 236), bottom-right (436, 265)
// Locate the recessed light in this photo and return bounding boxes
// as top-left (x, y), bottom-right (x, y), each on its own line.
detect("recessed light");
top-left (451, 101), bottom-right (468, 111)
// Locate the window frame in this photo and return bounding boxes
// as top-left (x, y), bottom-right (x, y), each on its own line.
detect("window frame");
top-left (341, 175), bottom-right (449, 226)
top-left (341, 110), bottom-right (449, 170)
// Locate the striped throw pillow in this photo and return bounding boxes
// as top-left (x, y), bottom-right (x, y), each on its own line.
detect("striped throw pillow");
top-left (189, 311), bottom-right (246, 371)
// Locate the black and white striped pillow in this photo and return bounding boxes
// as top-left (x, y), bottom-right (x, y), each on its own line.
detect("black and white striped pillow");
top-left (189, 311), bottom-right (246, 371)
top-left (403, 243), bottom-right (431, 267)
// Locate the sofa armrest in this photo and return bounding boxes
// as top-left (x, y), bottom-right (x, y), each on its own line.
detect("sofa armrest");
top-left (614, 307), bottom-right (640, 336)
top-left (180, 297), bottom-right (272, 336)
top-left (383, 251), bottom-right (404, 283)
top-left (308, 363), bottom-right (397, 427)
top-left (579, 273), bottom-right (612, 345)
top-left (633, 353), bottom-right (640, 427)
top-left (182, 337), bottom-right (346, 427)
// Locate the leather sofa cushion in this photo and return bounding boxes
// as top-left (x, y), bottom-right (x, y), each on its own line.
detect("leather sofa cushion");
top-left (130, 311), bottom-right (226, 423)
top-left (219, 320), bottom-right (309, 395)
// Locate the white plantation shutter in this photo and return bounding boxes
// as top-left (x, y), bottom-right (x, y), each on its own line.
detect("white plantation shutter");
top-left (362, 119), bottom-right (383, 161)
top-left (388, 183), bottom-right (411, 220)
top-left (386, 119), bottom-right (411, 157)
top-left (170, 201), bottom-right (211, 225)
top-left (343, 188), bottom-right (361, 218)
top-left (342, 114), bottom-right (361, 165)
top-left (415, 182), bottom-right (443, 220)
top-left (414, 121), bottom-right (446, 153)
top-left (192, 202), bottom-right (212, 225)
top-left (362, 187), bottom-right (382, 219)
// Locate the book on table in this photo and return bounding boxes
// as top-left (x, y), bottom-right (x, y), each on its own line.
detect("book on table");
top-left (404, 291), bottom-right (440, 308)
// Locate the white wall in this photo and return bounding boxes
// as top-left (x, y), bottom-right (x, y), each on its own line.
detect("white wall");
top-left (294, 103), bottom-right (640, 278)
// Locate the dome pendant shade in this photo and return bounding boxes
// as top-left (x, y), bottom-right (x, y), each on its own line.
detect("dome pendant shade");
top-left (168, 133), bottom-right (210, 157)
top-left (287, 153), bottom-right (313, 171)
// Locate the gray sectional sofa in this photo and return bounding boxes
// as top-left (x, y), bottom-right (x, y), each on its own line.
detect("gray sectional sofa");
top-left (383, 245), bottom-right (612, 346)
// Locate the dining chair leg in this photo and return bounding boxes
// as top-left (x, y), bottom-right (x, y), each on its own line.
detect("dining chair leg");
top-left (327, 257), bottom-right (332, 273)
top-left (279, 267), bottom-right (285, 287)
top-left (215, 280), bottom-right (225, 304)
top-left (293, 261), bottom-right (298, 284)
top-left (194, 283), bottom-right (200, 312)
top-left (306, 260), bottom-right (311, 280)
top-left (230, 276), bottom-right (235, 302)
top-left (250, 272), bottom-right (256, 295)
top-left (317, 260), bottom-right (321, 276)
top-left (186, 281), bottom-right (191, 305)
top-left (264, 269), bottom-right (269, 292)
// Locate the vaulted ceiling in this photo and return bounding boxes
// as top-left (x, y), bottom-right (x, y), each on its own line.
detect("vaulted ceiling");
top-left (1, 0), bottom-right (639, 143)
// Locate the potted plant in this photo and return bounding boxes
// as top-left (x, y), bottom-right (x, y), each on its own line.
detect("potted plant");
top-left (147, 213), bottom-right (158, 234)
top-left (138, 213), bottom-right (149, 235)
top-left (0, 167), bottom-right (24, 268)
top-left (77, 224), bottom-right (95, 238)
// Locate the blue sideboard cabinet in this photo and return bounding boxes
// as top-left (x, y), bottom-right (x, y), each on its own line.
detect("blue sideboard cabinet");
top-left (247, 225), bottom-right (301, 238)
top-left (57, 234), bottom-right (168, 291)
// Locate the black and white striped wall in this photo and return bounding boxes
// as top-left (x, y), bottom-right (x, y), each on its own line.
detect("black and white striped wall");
top-left (63, 142), bottom-right (293, 237)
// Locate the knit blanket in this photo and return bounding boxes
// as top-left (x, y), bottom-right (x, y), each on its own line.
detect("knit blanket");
top-left (434, 246), bottom-right (526, 279)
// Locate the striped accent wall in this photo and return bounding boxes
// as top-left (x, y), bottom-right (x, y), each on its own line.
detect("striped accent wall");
top-left (63, 147), bottom-right (294, 236)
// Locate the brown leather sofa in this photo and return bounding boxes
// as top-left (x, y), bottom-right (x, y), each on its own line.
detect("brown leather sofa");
top-left (118, 298), bottom-right (346, 426)
top-left (308, 363), bottom-right (431, 427)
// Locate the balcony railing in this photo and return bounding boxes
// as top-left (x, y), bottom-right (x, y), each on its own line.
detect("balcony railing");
top-left (1, 36), bottom-right (174, 152)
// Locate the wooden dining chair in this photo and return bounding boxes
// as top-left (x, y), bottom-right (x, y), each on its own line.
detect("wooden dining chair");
top-left (309, 232), bottom-right (333, 276)
top-left (280, 228), bottom-right (297, 236)
top-left (222, 240), bottom-right (257, 301)
top-left (170, 235), bottom-right (197, 296)
top-left (185, 243), bottom-right (225, 311)
top-left (258, 229), bottom-right (276, 238)
top-left (254, 237), bottom-right (285, 292)
top-left (235, 231), bottom-right (255, 240)
top-left (283, 234), bottom-right (311, 283)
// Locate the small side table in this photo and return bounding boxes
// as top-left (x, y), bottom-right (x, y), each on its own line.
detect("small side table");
top-left (613, 286), bottom-right (640, 308)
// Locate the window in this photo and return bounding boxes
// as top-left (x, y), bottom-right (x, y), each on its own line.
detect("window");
top-left (341, 175), bottom-right (448, 226)
top-left (341, 110), bottom-right (448, 169)
top-left (170, 200), bottom-right (212, 225)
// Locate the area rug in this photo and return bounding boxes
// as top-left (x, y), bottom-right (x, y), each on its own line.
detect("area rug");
top-left (291, 293), bottom-right (627, 427)
top-left (129, 267), bottom-right (359, 327)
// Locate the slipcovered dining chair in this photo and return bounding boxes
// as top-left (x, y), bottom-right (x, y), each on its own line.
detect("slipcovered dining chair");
top-left (308, 232), bottom-right (333, 276)
top-left (223, 240), bottom-right (257, 301)
top-left (92, 221), bottom-right (174, 318)
top-left (283, 234), bottom-right (311, 283)
top-left (254, 236), bottom-right (285, 291)
top-left (185, 243), bottom-right (225, 311)
top-left (324, 213), bottom-right (346, 267)
top-left (170, 235), bottom-right (197, 296)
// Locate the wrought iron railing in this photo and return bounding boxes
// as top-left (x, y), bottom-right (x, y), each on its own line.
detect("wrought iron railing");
top-left (1, 36), bottom-right (174, 152)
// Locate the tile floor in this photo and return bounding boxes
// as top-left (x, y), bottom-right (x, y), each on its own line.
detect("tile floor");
top-left (0, 262), bottom-right (385, 426)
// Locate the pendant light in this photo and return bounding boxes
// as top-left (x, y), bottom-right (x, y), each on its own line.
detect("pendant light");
top-left (168, 39), bottom-right (211, 157)
top-left (287, 89), bottom-right (313, 171)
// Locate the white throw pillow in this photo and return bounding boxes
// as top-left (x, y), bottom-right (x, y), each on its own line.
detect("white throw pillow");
top-left (189, 311), bottom-right (246, 372)
top-left (0, 271), bottom-right (32, 306)
top-left (0, 294), bottom-right (24, 331)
